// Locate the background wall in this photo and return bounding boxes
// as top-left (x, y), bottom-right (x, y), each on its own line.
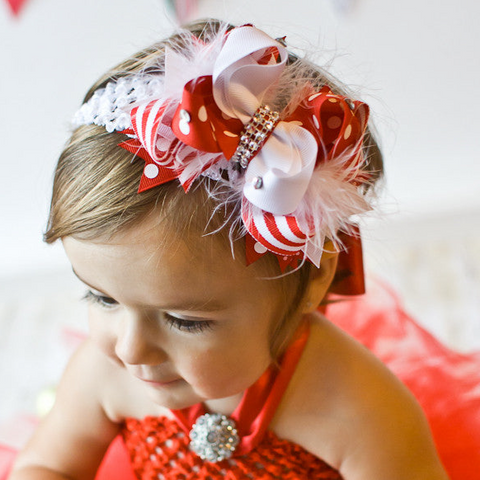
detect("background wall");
top-left (1, 0), bottom-right (479, 426)
top-left (1, 0), bottom-right (480, 277)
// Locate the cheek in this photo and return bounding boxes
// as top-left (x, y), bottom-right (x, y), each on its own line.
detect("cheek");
top-left (181, 338), bottom-right (272, 397)
top-left (87, 308), bottom-right (118, 359)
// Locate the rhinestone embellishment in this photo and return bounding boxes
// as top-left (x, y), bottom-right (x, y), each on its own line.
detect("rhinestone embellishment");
top-left (252, 176), bottom-right (263, 189)
top-left (189, 413), bottom-right (240, 463)
top-left (345, 98), bottom-right (355, 110)
top-left (231, 105), bottom-right (280, 168)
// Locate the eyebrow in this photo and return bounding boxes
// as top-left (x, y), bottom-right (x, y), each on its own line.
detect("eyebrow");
top-left (72, 268), bottom-right (226, 312)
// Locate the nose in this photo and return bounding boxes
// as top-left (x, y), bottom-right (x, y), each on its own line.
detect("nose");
top-left (115, 309), bottom-right (167, 366)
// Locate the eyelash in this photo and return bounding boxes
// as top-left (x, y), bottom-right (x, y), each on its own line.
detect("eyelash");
top-left (83, 291), bottom-right (213, 333)
top-left (164, 313), bottom-right (213, 334)
top-left (83, 290), bottom-right (118, 309)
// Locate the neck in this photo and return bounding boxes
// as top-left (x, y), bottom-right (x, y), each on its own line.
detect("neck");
top-left (203, 392), bottom-right (244, 416)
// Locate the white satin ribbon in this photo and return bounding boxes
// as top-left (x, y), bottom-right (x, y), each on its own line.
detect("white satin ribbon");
top-left (212, 26), bottom-right (318, 216)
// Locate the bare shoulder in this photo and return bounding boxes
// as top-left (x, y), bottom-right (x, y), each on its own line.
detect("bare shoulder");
top-left (11, 340), bottom-right (124, 479)
top-left (272, 313), bottom-right (449, 479)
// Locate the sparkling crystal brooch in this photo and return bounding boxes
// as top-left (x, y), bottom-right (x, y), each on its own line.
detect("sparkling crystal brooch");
top-left (189, 413), bottom-right (240, 463)
top-left (231, 105), bottom-right (281, 168)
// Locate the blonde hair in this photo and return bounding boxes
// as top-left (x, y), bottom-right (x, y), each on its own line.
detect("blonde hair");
top-left (45, 19), bottom-right (383, 358)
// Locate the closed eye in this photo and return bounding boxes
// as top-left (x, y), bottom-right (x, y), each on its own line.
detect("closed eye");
top-left (83, 290), bottom-right (214, 332)
top-left (83, 290), bottom-right (118, 309)
top-left (164, 313), bottom-right (213, 334)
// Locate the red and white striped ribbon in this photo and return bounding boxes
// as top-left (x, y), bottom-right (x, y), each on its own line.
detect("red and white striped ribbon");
top-left (130, 100), bottom-right (176, 167)
top-left (243, 205), bottom-right (308, 256)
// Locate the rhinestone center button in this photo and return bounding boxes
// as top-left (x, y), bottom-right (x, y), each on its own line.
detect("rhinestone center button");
top-left (231, 105), bottom-right (281, 168)
top-left (189, 413), bottom-right (240, 463)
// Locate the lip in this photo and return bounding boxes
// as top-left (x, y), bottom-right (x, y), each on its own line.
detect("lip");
top-left (137, 376), bottom-right (181, 387)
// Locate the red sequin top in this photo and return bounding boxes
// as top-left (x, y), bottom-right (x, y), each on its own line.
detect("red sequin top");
top-left (121, 323), bottom-right (343, 479)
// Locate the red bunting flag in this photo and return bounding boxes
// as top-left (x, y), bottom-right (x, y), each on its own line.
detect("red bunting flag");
top-left (165, 0), bottom-right (197, 24)
top-left (5, 0), bottom-right (28, 16)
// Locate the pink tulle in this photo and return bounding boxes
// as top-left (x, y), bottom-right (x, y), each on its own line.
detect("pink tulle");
top-left (0, 444), bottom-right (16, 480)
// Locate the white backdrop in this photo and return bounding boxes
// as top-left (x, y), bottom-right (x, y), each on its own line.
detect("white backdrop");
top-left (1, 0), bottom-right (480, 428)
top-left (1, 0), bottom-right (479, 278)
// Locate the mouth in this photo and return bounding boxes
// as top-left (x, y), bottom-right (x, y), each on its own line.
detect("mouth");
top-left (137, 376), bottom-right (182, 387)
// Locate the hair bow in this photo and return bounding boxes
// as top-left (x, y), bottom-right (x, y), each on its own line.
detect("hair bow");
top-left (77, 25), bottom-right (371, 276)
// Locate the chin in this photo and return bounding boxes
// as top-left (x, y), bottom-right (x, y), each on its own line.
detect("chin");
top-left (146, 383), bottom-right (205, 411)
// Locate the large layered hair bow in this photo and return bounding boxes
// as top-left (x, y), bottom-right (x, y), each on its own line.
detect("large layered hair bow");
top-left (78, 25), bottom-right (371, 275)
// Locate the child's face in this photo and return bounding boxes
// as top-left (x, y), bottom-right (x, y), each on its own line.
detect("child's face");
top-left (63, 217), bottom-right (291, 410)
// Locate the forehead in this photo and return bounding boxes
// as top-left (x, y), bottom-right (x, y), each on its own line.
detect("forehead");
top-left (63, 216), bottom-right (279, 310)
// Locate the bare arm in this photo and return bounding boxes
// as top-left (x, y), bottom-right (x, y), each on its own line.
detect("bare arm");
top-left (8, 466), bottom-right (73, 480)
top-left (9, 340), bottom-right (121, 480)
top-left (279, 316), bottom-right (450, 480)
top-left (337, 379), bottom-right (450, 480)
top-left (326, 323), bottom-right (451, 480)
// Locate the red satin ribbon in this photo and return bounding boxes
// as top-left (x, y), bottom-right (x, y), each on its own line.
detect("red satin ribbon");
top-left (330, 227), bottom-right (365, 296)
top-left (283, 85), bottom-right (369, 167)
top-left (172, 76), bottom-right (243, 157)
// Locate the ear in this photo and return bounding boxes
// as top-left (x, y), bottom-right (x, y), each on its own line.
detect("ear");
top-left (301, 241), bottom-right (339, 313)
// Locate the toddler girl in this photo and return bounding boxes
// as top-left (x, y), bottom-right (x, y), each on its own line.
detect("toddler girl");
top-left (10, 20), bottom-right (449, 479)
